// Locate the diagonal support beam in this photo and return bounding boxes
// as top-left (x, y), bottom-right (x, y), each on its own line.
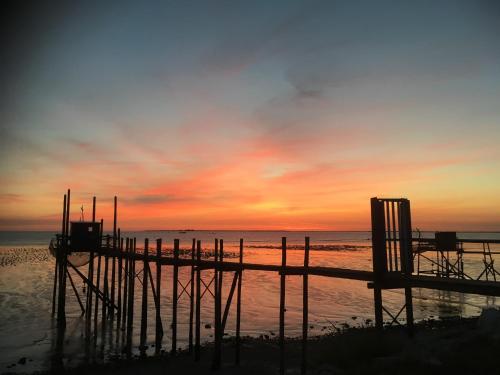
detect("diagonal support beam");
top-left (221, 272), bottom-right (239, 332)
top-left (67, 268), bottom-right (85, 315)
top-left (68, 261), bottom-right (119, 311)
top-left (201, 276), bottom-right (215, 299)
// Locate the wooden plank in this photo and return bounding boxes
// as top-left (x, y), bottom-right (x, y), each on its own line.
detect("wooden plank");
top-left (371, 274), bottom-right (500, 297)
top-left (90, 250), bottom-right (375, 281)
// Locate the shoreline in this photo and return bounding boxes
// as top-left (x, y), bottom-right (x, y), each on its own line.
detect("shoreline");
top-left (15, 316), bottom-right (499, 375)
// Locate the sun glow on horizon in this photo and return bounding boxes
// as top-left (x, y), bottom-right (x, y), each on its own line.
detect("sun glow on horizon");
top-left (1, 1), bottom-right (500, 231)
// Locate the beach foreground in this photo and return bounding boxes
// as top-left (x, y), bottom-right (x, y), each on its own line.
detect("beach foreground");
top-left (24, 316), bottom-right (499, 375)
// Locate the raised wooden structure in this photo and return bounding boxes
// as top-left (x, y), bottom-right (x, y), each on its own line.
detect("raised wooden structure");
top-left (51, 190), bottom-right (500, 373)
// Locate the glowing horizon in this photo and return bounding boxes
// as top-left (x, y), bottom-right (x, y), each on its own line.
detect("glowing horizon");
top-left (1, 1), bottom-right (500, 232)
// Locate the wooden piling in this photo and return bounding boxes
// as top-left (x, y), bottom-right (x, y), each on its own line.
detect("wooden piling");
top-left (110, 255), bottom-right (116, 321)
top-left (85, 196), bottom-right (96, 334)
top-left (117, 237), bottom-right (123, 328)
top-left (126, 238), bottom-right (136, 356)
top-left (140, 239), bottom-right (149, 356)
top-left (301, 236), bottom-right (310, 375)
top-left (219, 239), bottom-right (224, 293)
top-left (195, 240), bottom-right (201, 361)
top-left (189, 238), bottom-right (195, 353)
top-left (122, 238), bottom-right (130, 330)
top-left (94, 221), bottom-right (103, 340)
top-left (171, 239), bottom-right (179, 355)
top-left (102, 237), bottom-right (109, 331)
top-left (212, 239), bottom-right (221, 369)
top-left (57, 192), bottom-right (69, 327)
top-left (235, 238), bottom-right (243, 365)
top-left (155, 238), bottom-right (163, 354)
top-left (279, 237), bottom-right (287, 375)
top-left (371, 198), bottom-right (387, 330)
top-left (110, 197), bottom-right (117, 320)
top-left (219, 239), bottom-right (224, 347)
top-left (52, 196), bottom-right (66, 318)
top-left (51, 253), bottom-right (59, 317)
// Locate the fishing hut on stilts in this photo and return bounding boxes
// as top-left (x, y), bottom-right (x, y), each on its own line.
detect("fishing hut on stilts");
top-left (50, 190), bottom-right (500, 374)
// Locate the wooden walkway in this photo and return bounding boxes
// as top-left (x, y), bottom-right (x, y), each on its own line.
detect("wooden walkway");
top-left (50, 191), bottom-right (500, 375)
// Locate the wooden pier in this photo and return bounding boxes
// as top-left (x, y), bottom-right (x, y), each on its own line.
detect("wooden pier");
top-left (51, 191), bottom-right (500, 374)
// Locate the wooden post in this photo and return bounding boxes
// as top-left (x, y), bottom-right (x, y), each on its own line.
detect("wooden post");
top-left (301, 237), bottom-right (310, 375)
top-left (57, 191), bottom-right (70, 328)
top-left (102, 236), bottom-right (109, 331)
top-left (122, 238), bottom-right (130, 330)
top-left (51, 251), bottom-right (58, 317)
top-left (126, 238), bottom-right (136, 356)
top-left (171, 239), bottom-right (179, 355)
top-left (235, 238), bottom-right (243, 365)
top-left (110, 196), bottom-right (117, 320)
top-left (52, 194), bottom-right (66, 317)
top-left (195, 240), bottom-right (201, 361)
top-left (219, 239), bottom-right (224, 346)
top-left (155, 238), bottom-right (163, 355)
top-left (371, 198), bottom-right (386, 330)
top-left (94, 219), bottom-right (103, 340)
top-left (212, 238), bottom-right (221, 370)
top-left (56, 196), bottom-right (65, 319)
top-left (219, 239), bottom-right (224, 293)
top-left (110, 254), bottom-right (116, 321)
top-left (85, 196), bottom-right (96, 334)
top-left (279, 237), bottom-right (287, 375)
top-left (140, 239), bottom-right (149, 356)
top-left (399, 199), bottom-right (415, 336)
top-left (189, 238), bottom-right (195, 353)
top-left (117, 236), bottom-right (123, 329)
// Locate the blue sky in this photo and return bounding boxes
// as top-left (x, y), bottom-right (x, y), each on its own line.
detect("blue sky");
top-left (1, 0), bottom-right (500, 230)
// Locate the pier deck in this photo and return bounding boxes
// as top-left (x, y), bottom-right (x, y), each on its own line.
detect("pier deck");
top-left (50, 191), bottom-right (500, 375)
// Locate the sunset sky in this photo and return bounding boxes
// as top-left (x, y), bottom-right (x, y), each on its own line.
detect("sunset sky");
top-left (1, 0), bottom-right (500, 231)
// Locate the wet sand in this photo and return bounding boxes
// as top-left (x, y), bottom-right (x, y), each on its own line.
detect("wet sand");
top-left (25, 317), bottom-right (500, 375)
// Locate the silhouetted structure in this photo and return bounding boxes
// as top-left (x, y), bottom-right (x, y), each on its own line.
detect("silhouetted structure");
top-left (51, 190), bottom-right (500, 374)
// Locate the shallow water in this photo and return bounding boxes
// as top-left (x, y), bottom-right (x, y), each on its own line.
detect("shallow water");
top-left (0, 230), bottom-right (499, 373)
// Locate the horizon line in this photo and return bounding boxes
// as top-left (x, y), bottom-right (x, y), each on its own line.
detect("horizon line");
top-left (1, 229), bottom-right (500, 234)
